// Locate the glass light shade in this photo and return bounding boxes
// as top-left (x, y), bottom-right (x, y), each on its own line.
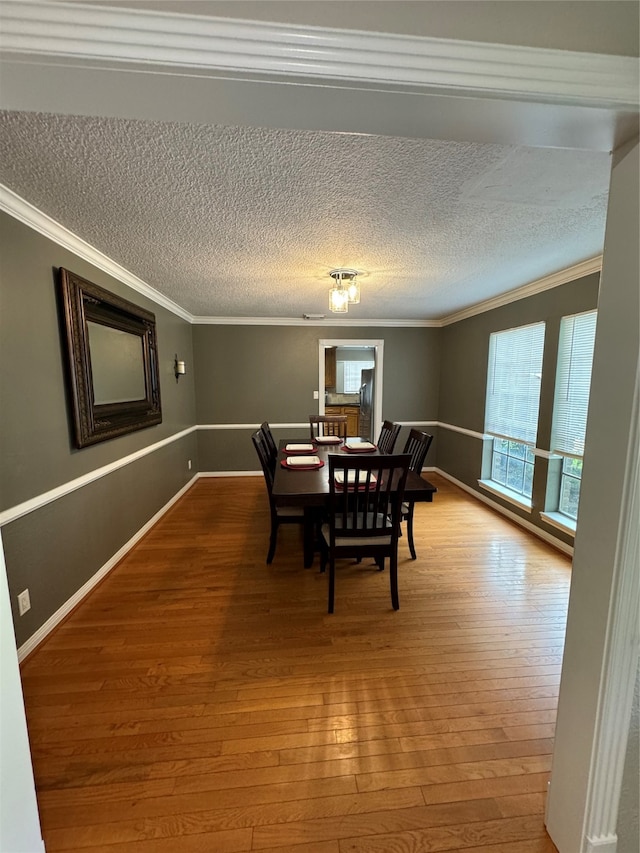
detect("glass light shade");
top-left (329, 287), bottom-right (349, 313)
top-left (346, 277), bottom-right (360, 304)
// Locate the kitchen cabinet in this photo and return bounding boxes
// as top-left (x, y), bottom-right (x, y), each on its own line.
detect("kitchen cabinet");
top-left (325, 405), bottom-right (360, 436)
top-left (324, 347), bottom-right (336, 389)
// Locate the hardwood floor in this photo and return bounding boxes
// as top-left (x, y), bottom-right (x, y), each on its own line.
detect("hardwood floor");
top-left (20, 473), bottom-right (569, 852)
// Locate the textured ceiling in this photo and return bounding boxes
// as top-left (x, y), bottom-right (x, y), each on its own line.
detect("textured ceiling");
top-left (0, 111), bottom-right (611, 320)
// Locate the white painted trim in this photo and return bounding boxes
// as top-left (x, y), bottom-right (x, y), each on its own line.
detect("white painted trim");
top-left (0, 426), bottom-right (197, 527)
top-left (438, 422), bottom-right (562, 459)
top-left (584, 836), bottom-right (617, 853)
top-left (437, 468), bottom-right (574, 556)
top-left (478, 479), bottom-right (533, 513)
top-left (16, 473), bottom-right (198, 661)
top-left (0, 184), bottom-right (193, 323)
top-left (319, 339), bottom-right (384, 440)
top-left (198, 471), bottom-right (261, 478)
top-left (535, 449), bottom-right (562, 460)
top-left (541, 511), bottom-right (577, 537)
top-left (0, 532), bottom-right (46, 852)
top-left (441, 257), bottom-right (603, 326)
top-left (438, 421), bottom-right (487, 441)
top-left (197, 423), bottom-right (308, 431)
top-left (194, 316), bottom-right (437, 327)
top-left (397, 421), bottom-right (438, 428)
top-left (582, 360), bottom-right (640, 851)
top-left (0, 184), bottom-right (603, 329)
top-left (2, 2), bottom-right (637, 108)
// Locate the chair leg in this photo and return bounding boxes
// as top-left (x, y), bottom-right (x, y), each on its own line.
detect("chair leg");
top-left (390, 551), bottom-right (399, 610)
top-left (406, 504), bottom-right (417, 560)
top-left (267, 522), bottom-right (277, 564)
top-left (328, 559), bottom-right (335, 613)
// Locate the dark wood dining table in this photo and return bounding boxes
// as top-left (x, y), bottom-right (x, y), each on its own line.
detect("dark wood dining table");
top-left (272, 439), bottom-right (437, 567)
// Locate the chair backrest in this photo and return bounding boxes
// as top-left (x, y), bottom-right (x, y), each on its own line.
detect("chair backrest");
top-left (252, 429), bottom-right (275, 493)
top-left (326, 454), bottom-right (410, 544)
top-left (309, 414), bottom-right (348, 439)
top-left (260, 421), bottom-right (277, 464)
top-left (402, 429), bottom-right (433, 474)
top-left (377, 420), bottom-right (401, 453)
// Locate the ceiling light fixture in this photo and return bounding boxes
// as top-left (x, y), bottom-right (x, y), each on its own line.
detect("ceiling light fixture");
top-left (329, 268), bottom-right (359, 314)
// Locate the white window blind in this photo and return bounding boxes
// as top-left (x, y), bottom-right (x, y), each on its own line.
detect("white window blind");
top-left (342, 361), bottom-right (374, 393)
top-left (485, 322), bottom-right (545, 445)
top-left (551, 310), bottom-right (597, 457)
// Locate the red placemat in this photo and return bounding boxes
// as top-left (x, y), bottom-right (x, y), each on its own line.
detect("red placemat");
top-left (281, 459), bottom-right (325, 470)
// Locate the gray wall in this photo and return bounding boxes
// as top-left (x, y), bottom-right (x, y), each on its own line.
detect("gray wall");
top-left (1, 206), bottom-right (605, 649)
top-left (193, 324), bottom-right (441, 470)
top-left (0, 212), bottom-right (197, 646)
top-left (438, 273), bottom-right (600, 545)
top-left (105, 2), bottom-right (640, 57)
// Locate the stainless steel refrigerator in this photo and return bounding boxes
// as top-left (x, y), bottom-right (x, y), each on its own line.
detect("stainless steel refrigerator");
top-left (359, 368), bottom-right (374, 441)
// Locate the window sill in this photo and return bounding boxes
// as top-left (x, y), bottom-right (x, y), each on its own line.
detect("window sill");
top-left (477, 480), bottom-right (532, 512)
top-left (540, 511), bottom-right (576, 537)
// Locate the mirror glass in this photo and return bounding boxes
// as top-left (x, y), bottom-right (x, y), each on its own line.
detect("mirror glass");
top-left (87, 322), bottom-right (146, 404)
top-left (59, 267), bottom-right (162, 448)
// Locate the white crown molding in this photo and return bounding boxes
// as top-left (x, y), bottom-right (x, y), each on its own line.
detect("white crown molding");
top-left (0, 184), bottom-right (603, 328)
top-left (193, 316), bottom-right (438, 327)
top-left (440, 257), bottom-right (603, 326)
top-left (0, 184), bottom-right (193, 323)
top-left (2, 1), bottom-right (638, 109)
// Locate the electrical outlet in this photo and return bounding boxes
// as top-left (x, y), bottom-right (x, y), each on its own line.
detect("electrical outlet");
top-left (188, 459), bottom-right (192, 470)
top-left (313, 390), bottom-right (319, 400)
top-left (18, 589), bottom-right (31, 616)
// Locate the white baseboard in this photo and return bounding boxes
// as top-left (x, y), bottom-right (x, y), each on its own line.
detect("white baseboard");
top-left (17, 474), bottom-right (198, 662)
top-left (434, 468), bottom-right (574, 557)
top-left (16, 464), bottom-right (573, 660)
top-left (198, 470), bottom-right (261, 477)
top-left (584, 836), bottom-right (617, 853)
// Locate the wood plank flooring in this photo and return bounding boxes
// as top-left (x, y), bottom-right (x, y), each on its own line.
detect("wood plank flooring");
top-left (20, 473), bottom-right (569, 852)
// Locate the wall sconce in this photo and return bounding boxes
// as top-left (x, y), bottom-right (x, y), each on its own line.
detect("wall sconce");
top-left (174, 354), bottom-right (186, 382)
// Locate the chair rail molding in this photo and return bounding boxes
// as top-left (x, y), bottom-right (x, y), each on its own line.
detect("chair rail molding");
top-left (0, 426), bottom-right (197, 527)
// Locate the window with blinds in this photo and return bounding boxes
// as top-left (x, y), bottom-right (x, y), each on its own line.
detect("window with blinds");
top-left (485, 322), bottom-right (546, 444)
top-left (551, 310), bottom-right (597, 458)
top-left (550, 310), bottom-right (597, 520)
top-left (484, 322), bottom-right (545, 500)
top-left (342, 361), bottom-right (375, 393)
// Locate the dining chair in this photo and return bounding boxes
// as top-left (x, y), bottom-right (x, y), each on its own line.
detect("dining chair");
top-left (320, 453), bottom-right (411, 613)
top-left (377, 420), bottom-right (401, 453)
top-left (309, 414), bottom-right (348, 439)
top-left (251, 429), bottom-right (304, 563)
top-left (260, 421), bottom-right (278, 472)
top-left (400, 429), bottom-right (434, 559)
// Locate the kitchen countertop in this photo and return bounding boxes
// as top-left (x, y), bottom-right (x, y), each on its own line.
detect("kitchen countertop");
top-left (325, 394), bottom-right (360, 406)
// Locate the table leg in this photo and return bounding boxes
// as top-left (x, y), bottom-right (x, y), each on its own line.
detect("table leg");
top-left (303, 508), bottom-right (317, 568)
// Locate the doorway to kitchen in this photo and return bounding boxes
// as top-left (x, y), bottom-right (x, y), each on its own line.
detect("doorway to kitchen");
top-left (318, 339), bottom-right (384, 442)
